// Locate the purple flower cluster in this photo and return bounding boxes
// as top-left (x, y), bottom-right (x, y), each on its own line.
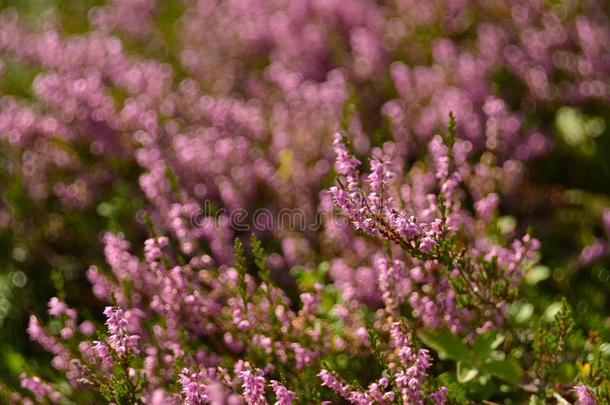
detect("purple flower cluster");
top-left (329, 133), bottom-right (539, 335)
top-left (19, 375), bottom-right (61, 404)
top-left (238, 363), bottom-right (267, 405)
top-left (20, 230), bottom-right (372, 402)
top-left (93, 307), bottom-right (141, 366)
top-left (319, 322), bottom-right (447, 405)
top-left (572, 385), bottom-right (598, 405)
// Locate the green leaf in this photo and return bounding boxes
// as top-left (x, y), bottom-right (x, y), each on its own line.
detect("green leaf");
top-left (513, 302), bottom-right (534, 323)
top-left (481, 359), bottom-right (524, 385)
top-left (416, 329), bottom-right (471, 362)
top-left (457, 361), bottom-right (479, 383)
top-left (525, 265), bottom-right (550, 285)
top-left (472, 332), bottom-right (504, 361)
top-left (4, 348), bottom-right (26, 375)
top-left (544, 301), bottom-right (562, 321)
top-left (233, 238), bottom-right (248, 306)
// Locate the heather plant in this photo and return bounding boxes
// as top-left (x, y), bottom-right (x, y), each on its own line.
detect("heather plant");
top-left (329, 118), bottom-right (540, 335)
top-left (0, 0), bottom-right (610, 404)
top-left (11, 124), bottom-right (610, 403)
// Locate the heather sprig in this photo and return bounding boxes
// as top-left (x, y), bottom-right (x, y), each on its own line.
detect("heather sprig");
top-left (330, 129), bottom-right (539, 335)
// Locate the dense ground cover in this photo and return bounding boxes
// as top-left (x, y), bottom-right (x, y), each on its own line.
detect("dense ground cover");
top-left (0, 0), bottom-right (609, 403)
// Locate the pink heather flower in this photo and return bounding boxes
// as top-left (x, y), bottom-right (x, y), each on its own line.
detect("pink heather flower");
top-left (60, 326), bottom-right (74, 340)
top-left (474, 193), bottom-right (499, 221)
top-left (252, 334), bottom-right (273, 355)
top-left (240, 365), bottom-right (268, 405)
top-left (395, 214), bottom-right (421, 240)
top-left (332, 133), bottom-right (360, 181)
top-left (300, 292), bottom-right (318, 314)
top-left (47, 297), bottom-right (68, 317)
top-left (578, 239), bottom-right (608, 268)
top-left (319, 369), bottom-right (397, 404)
top-left (144, 236), bottom-right (169, 262)
top-left (418, 237), bottom-right (436, 253)
top-left (318, 370), bottom-right (351, 400)
top-left (428, 135), bottom-right (449, 180)
top-left (367, 158), bottom-right (394, 196)
top-left (270, 380), bottom-right (295, 405)
top-left (19, 374), bottom-right (61, 404)
top-left (389, 322), bottom-right (435, 405)
top-left (429, 386), bottom-right (448, 405)
top-left (179, 368), bottom-right (208, 405)
top-left (389, 322), bottom-right (409, 354)
top-left (290, 342), bottom-right (316, 370)
top-left (101, 306), bottom-right (140, 358)
top-left (571, 385), bottom-right (597, 405)
top-left (366, 377), bottom-right (395, 403)
top-left (79, 321), bottom-right (96, 336)
top-left (92, 340), bottom-right (113, 368)
top-left (27, 315), bottom-right (69, 361)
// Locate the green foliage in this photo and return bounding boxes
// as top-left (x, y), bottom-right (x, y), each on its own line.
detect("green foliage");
top-left (98, 362), bottom-right (147, 405)
top-left (234, 237), bottom-right (249, 308)
top-left (250, 234), bottom-right (272, 286)
top-left (417, 329), bottom-right (523, 387)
